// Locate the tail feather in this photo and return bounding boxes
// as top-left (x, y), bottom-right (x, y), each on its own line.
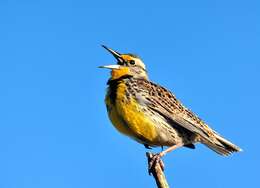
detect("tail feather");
top-left (202, 133), bottom-right (242, 156)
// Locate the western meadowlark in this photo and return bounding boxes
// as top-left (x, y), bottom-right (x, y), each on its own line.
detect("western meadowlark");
top-left (100, 45), bottom-right (241, 170)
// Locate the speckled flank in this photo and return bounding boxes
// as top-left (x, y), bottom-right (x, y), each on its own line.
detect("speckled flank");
top-left (103, 53), bottom-right (241, 155)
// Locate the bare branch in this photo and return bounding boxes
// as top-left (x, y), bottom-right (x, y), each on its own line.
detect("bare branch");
top-left (146, 152), bottom-right (170, 188)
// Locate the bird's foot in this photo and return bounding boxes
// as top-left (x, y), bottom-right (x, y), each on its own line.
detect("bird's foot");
top-left (148, 153), bottom-right (165, 175)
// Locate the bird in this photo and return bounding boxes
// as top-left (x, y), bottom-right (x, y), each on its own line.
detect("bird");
top-left (99, 45), bottom-right (241, 171)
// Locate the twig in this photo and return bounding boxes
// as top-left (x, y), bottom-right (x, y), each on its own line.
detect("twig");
top-left (146, 152), bottom-right (170, 188)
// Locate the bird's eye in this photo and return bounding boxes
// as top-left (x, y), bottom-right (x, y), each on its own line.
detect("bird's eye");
top-left (129, 60), bottom-right (135, 65)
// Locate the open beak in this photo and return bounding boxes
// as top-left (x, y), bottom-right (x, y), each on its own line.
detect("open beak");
top-left (98, 64), bottom-right (120, 69)
top-left (99, 45), bottom-right (124, 69)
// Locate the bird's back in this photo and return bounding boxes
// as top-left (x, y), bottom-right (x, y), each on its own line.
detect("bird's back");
top-left (100, 45), bottom-right (241, 156)
top-left (105, 77), bottom-right (194, 147)
top-left (104, 75), bottom-right (241, 155)
top-left (131, 78), bottom-right (241, 155)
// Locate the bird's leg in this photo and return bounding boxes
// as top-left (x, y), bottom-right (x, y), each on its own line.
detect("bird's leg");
top-left (148, 143), bottom-right (183, 174)
top-left (159, 143), bottom-right (184, 157)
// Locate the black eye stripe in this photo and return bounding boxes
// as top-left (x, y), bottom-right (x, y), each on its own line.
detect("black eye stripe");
top-left (117, 59), bottom-right (146, 71)
top-left (129, 60), bottom-right (135, 65)
top-left (117, 61), bottom-right (124, 65)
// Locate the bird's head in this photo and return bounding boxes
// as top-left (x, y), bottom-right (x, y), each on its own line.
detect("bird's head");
top-left (99, 45), bottom-right (148, 80)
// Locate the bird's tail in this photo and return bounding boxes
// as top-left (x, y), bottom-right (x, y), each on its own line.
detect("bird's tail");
top-left (202, 133), bottom-right (242, 156)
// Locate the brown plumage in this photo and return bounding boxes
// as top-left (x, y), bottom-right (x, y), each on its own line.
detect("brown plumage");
top-left (100, 45), bottom-right (241, 164)
top-left (127, 78), bottom-right (241, 156)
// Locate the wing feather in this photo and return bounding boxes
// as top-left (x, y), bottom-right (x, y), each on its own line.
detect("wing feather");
top-left (133, 79), bottom-right (217, 143)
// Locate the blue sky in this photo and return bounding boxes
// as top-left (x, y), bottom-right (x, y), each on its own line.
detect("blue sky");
top-left (0, 0), bottom-right (259, 187)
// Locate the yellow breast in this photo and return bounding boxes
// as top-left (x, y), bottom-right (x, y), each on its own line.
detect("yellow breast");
top-left (105, 80), bottom-right (158, 145)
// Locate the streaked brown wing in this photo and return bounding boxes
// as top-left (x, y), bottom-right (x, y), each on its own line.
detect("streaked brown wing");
top-left (133, 78), bottom-right (216, 143)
